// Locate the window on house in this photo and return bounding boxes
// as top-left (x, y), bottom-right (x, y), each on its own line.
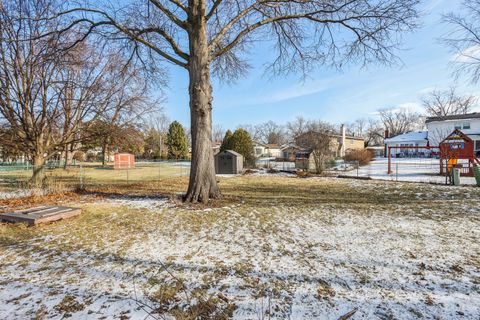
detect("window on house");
top-left (463, 122), bottom-right (471, 129)
top-left (475, 140), bottom-right (480, 151)
top-left (454, 122), bottom-right (462, 129)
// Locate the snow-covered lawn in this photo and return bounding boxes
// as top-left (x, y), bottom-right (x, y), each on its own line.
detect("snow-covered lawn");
top-left (343, 157), bottom-right (478, 185)
top-left (0, 176), bottom-right (479, 319)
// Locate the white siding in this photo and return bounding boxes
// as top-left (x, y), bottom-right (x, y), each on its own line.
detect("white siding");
top-left (427, 118), bottom-right (480, 146)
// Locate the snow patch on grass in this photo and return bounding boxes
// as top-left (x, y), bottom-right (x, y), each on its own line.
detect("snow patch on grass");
top-left (0, 177), bottom-right (479, 319)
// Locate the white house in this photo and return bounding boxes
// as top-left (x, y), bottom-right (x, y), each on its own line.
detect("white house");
top-left (252, 141), bottom-right (282, 158)
top-left (384, 131), bottom-right (430, 158)
top-left (426, 113), bottom-right (480, 156)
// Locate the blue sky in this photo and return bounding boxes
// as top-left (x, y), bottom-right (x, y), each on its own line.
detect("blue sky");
top-left (162, 0), bottom-right (479, 129)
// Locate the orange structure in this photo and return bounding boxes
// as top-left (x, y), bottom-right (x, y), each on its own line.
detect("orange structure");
top-left (114, 153), bottom-right (135, 170)
top-left (440, 129), bottom-right (480, 176)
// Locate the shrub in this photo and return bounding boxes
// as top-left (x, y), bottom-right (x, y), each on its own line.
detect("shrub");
top-left (73, 151), bottom-right (85, 162)
top-left (344, 149), bottom-right (374, 166)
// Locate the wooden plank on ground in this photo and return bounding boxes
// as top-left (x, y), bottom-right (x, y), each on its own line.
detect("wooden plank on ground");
top-left (0, 206), bottom-right (82, 226)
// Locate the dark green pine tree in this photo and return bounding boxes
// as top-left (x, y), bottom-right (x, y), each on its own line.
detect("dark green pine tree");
top-left (220, 130), bottom-right (234, 152)
top-left (166, 121), bottom-right (189, 159)
top-left (231, 128), bottom-right (254, 165)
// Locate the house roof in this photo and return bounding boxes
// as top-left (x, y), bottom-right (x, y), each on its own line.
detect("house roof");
top-left (295, 130), bottom-right (364, 141)
top-left (425, 112), bottom-right (480, 123)
top-left (252, 140), bottom-right (268, 147)
top-left (330, 134), bottom-right (365, 141)
top-left (266, 144), bottom-right (279, 149)
top-left (385, 131), bottom-right (428, 143)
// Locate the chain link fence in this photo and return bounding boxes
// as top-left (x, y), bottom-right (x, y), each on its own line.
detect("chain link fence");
top-left (0, 160), bottom-right (191, 194)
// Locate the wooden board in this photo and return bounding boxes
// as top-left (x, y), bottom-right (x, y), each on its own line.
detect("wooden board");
top-left (0, 206), bottom-right (82, 226)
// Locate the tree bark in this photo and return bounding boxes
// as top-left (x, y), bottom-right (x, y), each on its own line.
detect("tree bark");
top-left (63, 143), bottom-right (72, 169)
top-left (102, 142), bottom-right (108, 166)
top-left (31, 152), bottom-right (45, 188)
top-left (184, 0), bottom-right (220, 203)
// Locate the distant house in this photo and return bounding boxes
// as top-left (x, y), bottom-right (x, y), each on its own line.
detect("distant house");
top-left (212, 141), bottom-right (222, 155)
top-left (384, 131), bottom-right (429, 158)
top-left (280, 144), bottom-right (303, 161)
top-left (383, 113), bottom-right (480, 158)
top-left (366, 145), bottom-right (385, 158)
top-left (252, 141), bottom-right (282, 158)
top-left (426, 113), bottom-right (480, 156)
top-left (294, 128), bottom-right (364, 158)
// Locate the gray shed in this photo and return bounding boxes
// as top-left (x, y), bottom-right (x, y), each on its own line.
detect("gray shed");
top-left (214, 150), bottom-right (243, 174)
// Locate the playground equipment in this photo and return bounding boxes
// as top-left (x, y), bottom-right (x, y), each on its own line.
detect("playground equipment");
top-left (387, 129), bottom-right (480, 179)
top-left (439, 129), bottom-right (480, 177)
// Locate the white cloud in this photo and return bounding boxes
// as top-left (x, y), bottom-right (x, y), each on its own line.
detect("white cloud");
top-left (264, 82), bottom-right (329, 103)
top-left (452, 45), bottom-right (480, 63)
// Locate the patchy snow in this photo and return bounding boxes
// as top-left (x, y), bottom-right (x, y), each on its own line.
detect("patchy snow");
top-left (251, 169), bottom-right (296, 177)
top-left (102, 195), bottom-right (173, 210)
top-left (0, 178), bottom-right (479, 319)
top-left (342, 157), bottom-right (478, 185)
top-left (0, 189), bottom-right (33, 200)
top-left (384, 131), bottom-right (428, 143)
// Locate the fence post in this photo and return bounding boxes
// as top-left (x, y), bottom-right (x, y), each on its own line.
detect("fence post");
top-left (80, 164), bottom-right (83, 190)
top-left (356, 160), bottom-right (359, 177)
top-left (396, 163), bottom-right (398, 182)
top-left (126, 168), bottom-right (129, 185)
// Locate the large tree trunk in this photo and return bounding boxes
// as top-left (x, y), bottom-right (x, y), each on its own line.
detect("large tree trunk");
top-left (31, 152), bottom-right (45, 188)
top-left (184, 0), bottom-right (220, 203)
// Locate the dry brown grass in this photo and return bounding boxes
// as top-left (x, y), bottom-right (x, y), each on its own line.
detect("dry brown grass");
top-left (1, 175), bottom-right (479, 319)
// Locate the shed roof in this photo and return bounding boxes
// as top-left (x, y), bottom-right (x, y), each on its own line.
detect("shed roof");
top-left (385, 131), bottom-right (428, 143)
top-left (219, 150), bottom-right (243, 157)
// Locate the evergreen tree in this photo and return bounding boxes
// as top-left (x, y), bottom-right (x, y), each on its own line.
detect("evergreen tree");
top-left (166, 121), bottom-right (189, 159)
top-left (220, 130), bottom-right (234, 152)
top-left (231, 128), bottom-right (254, 165)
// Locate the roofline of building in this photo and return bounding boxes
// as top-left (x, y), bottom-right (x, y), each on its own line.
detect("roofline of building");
top-left (425, 112), bottom-right (480, 123)
top-left (295, 130), bottom-right (364, 141)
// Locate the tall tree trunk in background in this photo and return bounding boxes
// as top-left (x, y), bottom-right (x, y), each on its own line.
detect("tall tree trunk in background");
top-left (63, 143), bottom-right (70, 169)
top-left (31, 151), bottom-right (45, 188)
top-left (184, 0), bottom-right (220, 203)
top-left (101, 142), bottom-right (108, 166)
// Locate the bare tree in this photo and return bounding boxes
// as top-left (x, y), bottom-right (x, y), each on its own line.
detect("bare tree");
top-left (443, 0), bottom-right (480, 84)
top-left (364, 118), bottom-right (385, 146)
top-left (56, 0), bottom-right (419, 202)
top-left (286, 116), bottom-right (334, 142)
top-left (422, 86), bottom-right (477, 117)
top-left (0, 0), bottom-right (116, 185)
top-left (82, 61), bottom-right (158, 166)
top-left (286, 116), bottom-right (309, 141)
top-left (239, 124), bottom-right (262, 142)
top-left (378, 107), bottom-right (423, 137)
top-left (256, 121), bottom-right (286, 145)
top-left (212, 123), bottom-right (225, 142)
top-left (145, 112), bottom-right (171, 158)
top-left (295, 129), bottom-right (334, 174)
top-left (350, 118), bottom-right (367, 137)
